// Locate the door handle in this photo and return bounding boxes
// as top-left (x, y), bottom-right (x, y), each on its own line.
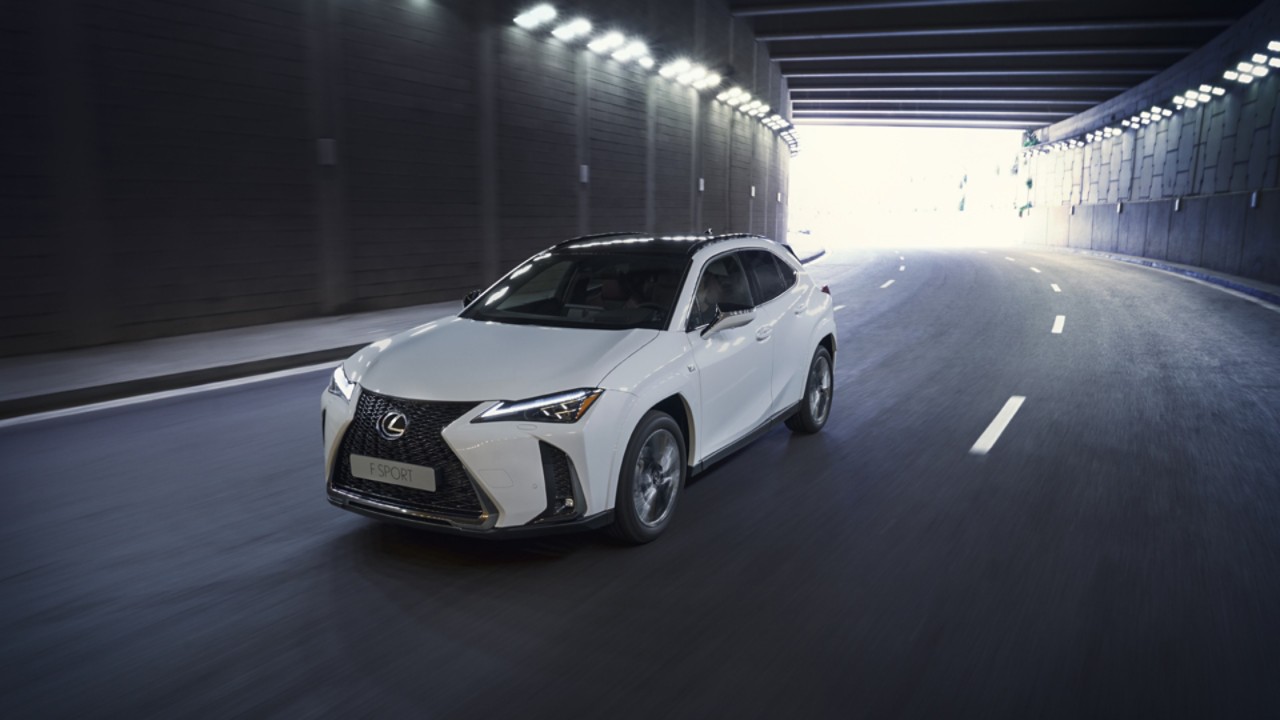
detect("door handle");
top-left (793, 302), bottom-right (807, 315)
top-left (755, 326), bottom-right (772, 342)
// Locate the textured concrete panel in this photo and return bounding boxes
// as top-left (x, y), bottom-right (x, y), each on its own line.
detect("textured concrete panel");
top-left (1117, 200), bottom-right (1149, 256)
top-left (1068, 205), bottom-right (1093, 249)
top-left (1046, 206), bottom-right (1070, 247)
top-left (1143, 200), bottom-right (1172, 260)
top-left (1200, 194), bottom-right (1249, 276)
top-left (1167, 197), bottom-right (1206, 266)
top-left (1241, 189), bottom-right (1280, 284)
top-left (1091, 204), bottom-right (1120, 253)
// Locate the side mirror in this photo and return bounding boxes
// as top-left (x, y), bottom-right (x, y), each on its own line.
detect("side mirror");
top-left (701, 307), bottom-right (755, 337)
top-left (463, 289), bottom-right (482, 306)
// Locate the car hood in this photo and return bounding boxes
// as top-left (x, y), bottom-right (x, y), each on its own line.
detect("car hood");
top-left (346, 316), bottom-right (660, 402)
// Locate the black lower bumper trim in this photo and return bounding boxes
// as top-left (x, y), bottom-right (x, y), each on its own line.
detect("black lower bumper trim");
top-left (330, 494), bottom-right (614, 539)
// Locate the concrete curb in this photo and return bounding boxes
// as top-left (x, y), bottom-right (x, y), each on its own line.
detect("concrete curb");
top-left (0, 345), bottom-right (364, 421)
top-left (1062, 248), bottom-right (1280, 307)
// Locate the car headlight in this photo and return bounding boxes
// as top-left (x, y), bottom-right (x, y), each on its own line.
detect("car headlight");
top-left (474, 388), bottom-right (603, 424)
top-left (327, 365), bottom-right (355, 401)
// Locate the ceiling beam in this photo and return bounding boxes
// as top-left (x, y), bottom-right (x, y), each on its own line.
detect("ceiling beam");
top-left (795, 117), bottom-right (1044, 128)
top-left (791, 98), bottom-right (1095, 106)
top-left (734, 0), bottom-right (1032, 17)
top-left (773, 47), bottom-right (1196, 62)
top-left (784, 69), bottom-right (1161, 78)
top-left (757, 18), bottom-right (1232, 42)
top-left (792, 109), bottom-right (1075, 117)
top-left (789, 85), bottom-right (1128, 93)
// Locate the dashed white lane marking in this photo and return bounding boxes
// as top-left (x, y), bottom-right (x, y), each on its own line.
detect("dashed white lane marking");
top-left (1051, 283), bottom-right (1062, 292)
top-left (1051, 315), bottom-right (1066, 334)
top-left (0, 362), bottom-right (337, 429)
top-left (978, 250), bottom-right (988, 254)
top-left (899, 255), bottom-right (905, 261)
top-left (833, 304), bottom-right (846, 311)
top-left (880, 279), bottom-right (895, 289)
top-left (1005, 256), bottom-right (1017, 262)
top-left (1030, 267), bottom-right (1042, 273)
top-left (970, 396), bottom-right (1026, 456)
top-left (899, 265), bottom-right (906, 271)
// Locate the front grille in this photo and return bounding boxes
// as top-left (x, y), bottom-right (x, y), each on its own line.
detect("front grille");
top-left (332, 391), bottom-right (485, 521)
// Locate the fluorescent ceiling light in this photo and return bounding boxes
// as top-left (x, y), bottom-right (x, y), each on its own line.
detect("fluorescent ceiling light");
top-left (514, 4), bottom-right (556, 29)
top-left (552, 18), bottom-right (591, 41)
top-left (588, 32), bottom-right (625, 54)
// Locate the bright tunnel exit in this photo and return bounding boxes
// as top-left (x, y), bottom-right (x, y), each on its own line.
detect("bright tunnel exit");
top-left (788, 126), bottom-right (1027, 251)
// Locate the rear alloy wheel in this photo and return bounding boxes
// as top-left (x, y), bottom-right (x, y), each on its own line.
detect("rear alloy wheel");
top-left (786, 346), bottom-right (833, 434)
top-left (608, 410), bottom-right (686, 544)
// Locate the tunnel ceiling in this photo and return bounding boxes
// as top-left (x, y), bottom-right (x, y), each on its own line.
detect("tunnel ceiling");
top-left (729, 0), bottom-right (1264, 129)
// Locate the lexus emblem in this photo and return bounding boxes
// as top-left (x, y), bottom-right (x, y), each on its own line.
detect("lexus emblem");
top-left (377, 411), bottom-right (409, 441)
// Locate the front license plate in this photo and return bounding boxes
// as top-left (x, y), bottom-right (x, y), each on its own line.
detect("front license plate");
top-left (350, 454), bottom-right (436, 492)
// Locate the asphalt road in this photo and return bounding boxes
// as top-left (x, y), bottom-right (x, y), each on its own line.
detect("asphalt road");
top-left (3, 246), bottom-right (1279, 718)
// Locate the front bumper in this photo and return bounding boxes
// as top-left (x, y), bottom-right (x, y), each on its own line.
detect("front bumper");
top-left (322, 385), bottom-right (635, 533)
top-left (327, 490), bottom-right (614, 538)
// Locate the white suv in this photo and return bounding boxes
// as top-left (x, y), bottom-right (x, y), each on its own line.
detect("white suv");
top-left (322, 233), bottom-right (837, 543)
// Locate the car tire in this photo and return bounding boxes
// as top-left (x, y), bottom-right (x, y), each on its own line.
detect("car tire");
top-left (608, 410), bottom-right (687, 544)
top-left (786, 346), bottom-right (833, 434)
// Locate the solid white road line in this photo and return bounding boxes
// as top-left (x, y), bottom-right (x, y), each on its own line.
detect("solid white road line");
top-left (899, 265), bottom-right (906, 271)
top-left (1051, 283), bottom-right (1062, 292)
top-left (1005, 256), bottom-right (1016, 262)
top-left (1051, 315), bottom-right (1066, 334)
top-left (1129, 264), bottom-right (1280, 315)
top-left (1030, 267), bottom-right (1042, 273)
top-left (880, 279), bottom-right (895, 289)
top-left (0, 362), bottom-right (337, 430)
top-left (970, 396), bottom-right (1026, 456)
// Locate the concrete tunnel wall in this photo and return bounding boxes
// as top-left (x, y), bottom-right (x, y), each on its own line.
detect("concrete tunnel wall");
top-left (0, 0), bottom-right (792, 357)
top-left (1019, 0), bottom-right (1280, 285)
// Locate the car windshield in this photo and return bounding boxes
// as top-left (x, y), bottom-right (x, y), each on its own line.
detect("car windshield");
top-left (460, 251), bottom-right (689, 330)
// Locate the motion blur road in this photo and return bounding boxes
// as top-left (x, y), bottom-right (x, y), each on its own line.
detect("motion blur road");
top-left (4, 247), bottom-right (1279, 718)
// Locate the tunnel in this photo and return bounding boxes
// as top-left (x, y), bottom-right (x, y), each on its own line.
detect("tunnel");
top-left (2, 0), bottom-right (1279, 717)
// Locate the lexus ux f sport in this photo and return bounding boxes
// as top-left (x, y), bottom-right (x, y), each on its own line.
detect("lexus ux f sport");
top-left (322, 233), bottom-right (836, 543)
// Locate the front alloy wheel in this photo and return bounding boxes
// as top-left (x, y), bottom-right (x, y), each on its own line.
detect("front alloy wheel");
top-left (786, 346), bottom-right (833, 434)
top-left (609, 410), bottom-right (686, 544)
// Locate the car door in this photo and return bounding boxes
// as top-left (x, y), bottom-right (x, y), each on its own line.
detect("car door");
top-left (742, 249), bottom-right (788, 412)
top-left (687, 252), bottom-right (772, 457)
top-left (764, 252), bottom-right (813, 410)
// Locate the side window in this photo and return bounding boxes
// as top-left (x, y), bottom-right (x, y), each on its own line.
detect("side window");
top-left (687, 254), bottom-right (754, 329)
top-left (741, 250), bottom-right (789, 305)
top-left (772, 253), bottom-right (797, 290)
